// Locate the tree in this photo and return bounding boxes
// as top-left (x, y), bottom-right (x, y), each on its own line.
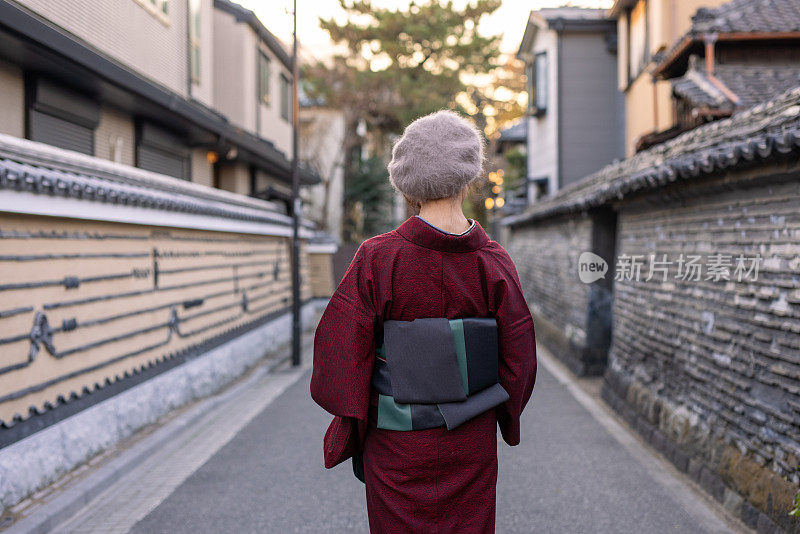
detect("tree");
top-left (304, 0), bottom-right (503, 240)
top-left (460, 52), bottom-right (528, 137)
top-left (346, 155), bottom-right (395, 241)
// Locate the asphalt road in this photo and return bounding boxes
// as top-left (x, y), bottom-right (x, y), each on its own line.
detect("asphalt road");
top-left (127, 359), bottom-right (735, 534)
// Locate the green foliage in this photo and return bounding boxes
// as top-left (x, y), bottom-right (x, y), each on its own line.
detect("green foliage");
top-left (314, 0), bottom-right (502, 132)
top-left (304, 0), bottom-right (505, 241)
top-left (345, 155), bottom-right (395, 240)
top-left (503, 146), bottom-right (526, 193)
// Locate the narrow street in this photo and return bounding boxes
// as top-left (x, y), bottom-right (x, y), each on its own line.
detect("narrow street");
top-left (41, 339), bottom-right (744, 534)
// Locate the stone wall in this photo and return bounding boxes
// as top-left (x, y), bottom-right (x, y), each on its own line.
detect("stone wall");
top-left (505, 211), bottom-right (614, 375)
top-left (603, 165), bottom-right (800, 533)
top-left (506, 161), bottom-right (800, 532)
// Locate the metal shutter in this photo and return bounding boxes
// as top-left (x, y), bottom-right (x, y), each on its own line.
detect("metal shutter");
top-left (137, 145), bottom-right (189, 180)
top-left (27, 77), bottom-right (100, 156)
top-left (29, 110), bottom-right (94, 155)
top-left (136, 122), bottom-right (190, 180)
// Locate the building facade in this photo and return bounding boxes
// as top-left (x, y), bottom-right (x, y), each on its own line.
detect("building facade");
top-left (0, 0), bottom-right (318, 203)
top-left (517, 7), bottom-right (623, 203)
top-left (299, 103), bottom-right (346, 244)
top-left (609, 0), bottom-right (729, 156)
top-left (652, 0), bottom-right (800, 136)
top-left (0, 0), bottom-right (336, 517)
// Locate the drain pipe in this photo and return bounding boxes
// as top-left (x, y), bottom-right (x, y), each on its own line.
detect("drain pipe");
top-left (704, 33), bottom-right (717, 74)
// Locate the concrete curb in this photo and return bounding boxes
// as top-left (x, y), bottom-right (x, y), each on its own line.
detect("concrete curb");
top-left (4, 348), bottom-right (296, 534)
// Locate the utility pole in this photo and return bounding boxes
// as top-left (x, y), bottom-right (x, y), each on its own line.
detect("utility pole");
top-left (290, 0), bottom-right (301, 367)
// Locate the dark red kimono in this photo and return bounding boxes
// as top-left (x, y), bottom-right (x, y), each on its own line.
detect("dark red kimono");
top-left (311, 215), bottom-right (537, 533)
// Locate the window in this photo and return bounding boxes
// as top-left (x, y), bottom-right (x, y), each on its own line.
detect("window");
top-left (527, 52), bottom-right (547, 116)
top-left (189, 0), bottom-right (201, 83)
top-left (134, 0), bottom-right (168, 22)
top-left (258, 52), bottom-right (271, 104)
top-left (280, 74), bottom-right (291, 122)
top-left (627, 0), bottom-right (649, 83)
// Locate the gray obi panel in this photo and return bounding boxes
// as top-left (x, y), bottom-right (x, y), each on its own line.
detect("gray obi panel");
top-left (372, 317), bottom-right (509, 431)
top-left (383, 318), bottom-right (467, 404)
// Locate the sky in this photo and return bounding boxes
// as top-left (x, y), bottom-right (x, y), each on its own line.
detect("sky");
top-left (239, 0), bottom-right (614, 58)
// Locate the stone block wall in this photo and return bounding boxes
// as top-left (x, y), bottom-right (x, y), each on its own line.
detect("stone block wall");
top-left (505, 214), bottom-right (599, 375)
top-left (604, 167), bottom-right (800, 532)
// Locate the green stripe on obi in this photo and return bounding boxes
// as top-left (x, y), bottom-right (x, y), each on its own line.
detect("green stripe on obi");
top-left (377, 394), bottom-right (412, 431)
top-left (449, 318), bottom-right (469, 396)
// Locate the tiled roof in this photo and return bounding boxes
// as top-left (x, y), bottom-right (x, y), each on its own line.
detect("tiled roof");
top-left (502, 85), bottom-right (800, 226)
top-left (655, 0), bottom-right (800, 77)
top-left (0, 134), bottom-right (322, 231)
top-left (672, 60), bottom-right (800, 111)
top-left (690, 0), bottom-right (800, 34)
top-left (672, 65), bottom-right (732, 109)
top-left (714, 64), bottom-right (800, 108)
top-left (538, 7), bottom-right (607, 22)
top-left (498, 120), bottom-right (527, 143)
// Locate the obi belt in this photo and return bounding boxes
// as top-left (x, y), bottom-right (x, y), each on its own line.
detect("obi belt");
top-left (371, 317), bottom-right (510, 431)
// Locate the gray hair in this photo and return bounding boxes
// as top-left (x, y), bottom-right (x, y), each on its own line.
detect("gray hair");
top-left (388, 110), bottom-right (485, 205)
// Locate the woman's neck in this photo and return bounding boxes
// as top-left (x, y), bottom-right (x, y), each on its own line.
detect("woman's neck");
top-left (418, 198), bottom-right (470, 234)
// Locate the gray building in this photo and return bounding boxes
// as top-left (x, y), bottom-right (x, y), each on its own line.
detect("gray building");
top-left (517, 8), bottom-right (624, 203)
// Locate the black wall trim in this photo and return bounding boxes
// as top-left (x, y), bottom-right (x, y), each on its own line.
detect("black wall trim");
top-left (0, 299), bottom-right (313, 449)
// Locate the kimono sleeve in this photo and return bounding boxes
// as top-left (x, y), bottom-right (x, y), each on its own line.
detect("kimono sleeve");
top-left (493, 251), bottom-right (537, 446)
top-left (310, 242), bottom-right (377, 423)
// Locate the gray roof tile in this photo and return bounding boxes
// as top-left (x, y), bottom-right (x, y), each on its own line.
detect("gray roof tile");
top-left (691, 0), bottom-right (800, 34)
top-left (672, 61), bottom-right (800, 110)
top-left (499, 120), bottom-right (527, 143)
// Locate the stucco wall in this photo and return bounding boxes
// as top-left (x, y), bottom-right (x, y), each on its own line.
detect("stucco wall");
top-left (0, 212), bottom-right (311, 426)
top-left (308, 252), bottom-right (334, 298)
top-left (212, 8), bottom-right (292, 159)
top-left (93, 106), bottom-right (136, 166)
top-left (0, 60), bottom-right (24, 138)
top-left (623, 74), bottom-right (673, 156)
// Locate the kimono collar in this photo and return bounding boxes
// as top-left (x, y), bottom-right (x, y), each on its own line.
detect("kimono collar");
top-left (396, 215), bottom-right (490, 252)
